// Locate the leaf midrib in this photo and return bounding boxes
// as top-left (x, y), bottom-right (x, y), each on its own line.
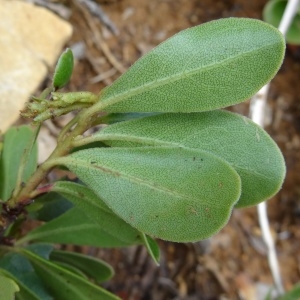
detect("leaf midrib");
top-left (100, 43), bottom-right (278, 108)
top-left (22, 251), bottom-right (96, 300)
top-left (96, 133), bottom-right (271, 179)
top-left (27, 224), bottom-right (98, 241)
top-left (65, 157), bottom-right (206, 203)
top-left (52, 185), bottom-right (141, 244)
top-left (53, 184), bottom-right (112, 214)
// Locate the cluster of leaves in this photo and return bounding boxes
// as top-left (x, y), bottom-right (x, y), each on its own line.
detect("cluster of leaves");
top-left (0, 18), bottom-right (286, 299)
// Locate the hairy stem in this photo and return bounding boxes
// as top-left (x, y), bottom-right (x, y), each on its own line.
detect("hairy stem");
top-left (6, 96), bottom-right (103, 210)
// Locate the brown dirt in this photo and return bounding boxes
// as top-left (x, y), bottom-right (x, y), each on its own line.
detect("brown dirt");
top-left (41, 0), bottom-right (300, 299)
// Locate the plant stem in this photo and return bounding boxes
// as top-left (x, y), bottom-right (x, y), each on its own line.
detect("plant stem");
top-left (57, 114), bottom-right (80, 143)
top-left (7, 99), bottom-right (102, 209)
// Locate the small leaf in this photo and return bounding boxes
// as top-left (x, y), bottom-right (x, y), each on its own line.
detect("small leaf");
top-left (53, 262), bottom-right (88, 279)
top-left (52, 48), bottom-right (74, 90)
top-left (140, 233), bottom-right (160, 266)
top-left (263, 0), bottom-right (300, 45)
top-left (50, 250), bottom-right (114, 283)
top-left (25, 244), bottom-right (54, 259)
top-left (0, 271), bottom-right (19, 300)
top-left (30, 192), bottom-right (73, 222)
top-left (95, 110), bottom-right (286, 207)
top-left (59, 147), bottom-right (241, 242)
top-left (0, 253), bottom-right (53, 300)
top-left (22, 207), bottom-right (141, 247)
top-left (50, 181), bottom-right (143, 245)
top-left (98, 18), bottom-right (285, 113)
top-left (20, 248), bottom-right (120, 300)
top-left (0, 126), bottom-right (38, 201)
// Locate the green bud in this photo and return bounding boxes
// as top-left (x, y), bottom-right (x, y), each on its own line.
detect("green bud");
top-left (52, 48), bottom-right (74, 90)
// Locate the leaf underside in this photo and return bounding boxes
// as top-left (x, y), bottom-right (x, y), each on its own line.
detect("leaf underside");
top-left (99, 18), bottom-right (285, 113)
top-left (24, 206), bottom-right (141, 248)
top-left (50, 250), bottom-right (114, 283)
top-left (94, 110), bottom-right (286, 207)
top-left (20, 249), bottom-right (119, 300)
top-left (0, 126), bottom-right (37, 201)
top-left (60, 146), bottom-right (241, 242)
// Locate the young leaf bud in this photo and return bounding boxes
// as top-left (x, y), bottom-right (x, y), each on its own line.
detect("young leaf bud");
top-left (52, 48), bottom-right (74, 90)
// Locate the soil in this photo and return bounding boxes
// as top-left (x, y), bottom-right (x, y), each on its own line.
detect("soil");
top-left (38, 0), bottom-right (300, 299)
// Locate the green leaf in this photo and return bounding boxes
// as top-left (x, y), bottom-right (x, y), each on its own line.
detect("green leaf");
top-left (20, 248), bottom-right (120, 300)
top-left (59, 147), bottom-right (241, 242)
top-left (25, 243), bottom-right (54, 259)
top-left (0, 271), bottom-right (19, 300)
top-left (0, 126), bottom-right (38, 201)
top-left (0, 252), bottom-right (53, 300)
top-left (29, 192), bottom-right (73, 222)
top-left (50, 250), bottom-right (114, 283)
top-left (15, 287), bottom-right (40, 300)
top-left (52, 48), bottom-right (74, 90)
top-left (278, 284), bottom-right (300, 300)
top-left (98, 112), bottom-right (161, 124)
top-left (22, 206), bottom-right (141, 247)
top-left (263, 0), bottom-right (300, 45)
top-left (53, 262), bottom-right (88, 279)
top-left (98, 18), bottom-right (284, 113)
top-left (50, 181), bottom-right (143, 245)
top-left (25, 244), bottom-right (90, 280)
top-left (94, 110), bottom-right (286, 207)
top-left (140, 234), bottom-right (160, 266)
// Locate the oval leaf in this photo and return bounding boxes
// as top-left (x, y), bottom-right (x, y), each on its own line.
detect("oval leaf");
top-left (50, 181), bottom-right (160, 264)
top-left (0, 272), bottom-right (19, 300)
top-left (50, 250), bottom-right (114, 283)
top-left (0, 253), bottom-right (52, 300)
top-left (94, 110), bottom-right (286, 207)
top-left (0, 126), bottom-right (38, 201)
top-left (53, 262), bottom-right (88, 279)
top-left (23, 207), bottom-right (141, 248)
top-left (20, 249), bottom-right (119, 300)
top-left (52, 48), bottom-right (74, 90)
top-left (98, 18), bottom-right (285, 113)
top-left (50, 181), bottom-right (143, 246)
top-left (59, 147), bottom-right (241, 242)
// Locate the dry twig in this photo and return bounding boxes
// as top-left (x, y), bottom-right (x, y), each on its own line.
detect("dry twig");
top-left (75, 0), bottom-right (126, 74)
top-left (77, 0), bottom-right (119, 35)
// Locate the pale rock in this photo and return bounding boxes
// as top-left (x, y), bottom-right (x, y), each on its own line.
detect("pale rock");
top-left (37, 126), bottom-right (57, 164)
top-left (0, 0), bottom-right (73, 133)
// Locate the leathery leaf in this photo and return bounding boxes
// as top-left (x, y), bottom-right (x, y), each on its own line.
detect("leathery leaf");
top-left (20, 249), bottom-right (119, 300)
top-left (50, 250), bottom-right (114, 283)
top-left (94, 110), bottom-right (286, 207)
top-left (0, 126), bottom-right (37, 201)
top-left (59, 147), bottom-right (241, 242)
top-left (98, 18), bottom-right (285, 113)
top-left (0, 272), bottom-right (19, 300)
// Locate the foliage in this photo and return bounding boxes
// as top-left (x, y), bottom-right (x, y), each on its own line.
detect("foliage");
top-left (0, 18), bottom-right (286, 298)
top-left (278, 284), bottom-right (300, 300)
top-left (263, 0), bottom-right (300, 45)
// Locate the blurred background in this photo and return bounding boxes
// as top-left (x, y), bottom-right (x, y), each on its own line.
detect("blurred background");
top-left (1, 0), bottom-right (300, 299)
